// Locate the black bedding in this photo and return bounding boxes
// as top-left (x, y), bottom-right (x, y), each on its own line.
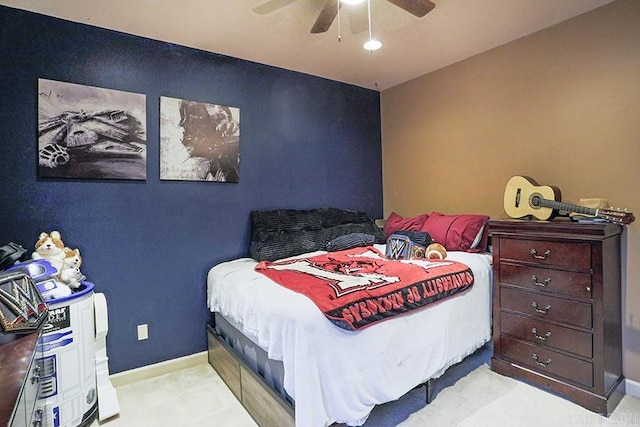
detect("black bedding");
top-left (249, 207), bottom-right (386, 261)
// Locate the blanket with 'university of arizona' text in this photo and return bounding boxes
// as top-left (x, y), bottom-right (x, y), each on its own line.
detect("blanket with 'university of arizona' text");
top-left (254, 246), bottom-right (474, 330)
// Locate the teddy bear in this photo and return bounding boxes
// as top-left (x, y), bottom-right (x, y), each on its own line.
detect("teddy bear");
top-left (32, 231), bottom-right (66, 271)
top-left (58, 247), bottom-right (86, 289)
top-left (426, 243), bottom-right (447, 260)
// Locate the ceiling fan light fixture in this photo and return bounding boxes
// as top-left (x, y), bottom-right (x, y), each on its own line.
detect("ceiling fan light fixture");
top-left (363, 39), bottom-right (382, 51)
top-left (341, 0), bottom-right (366, 5)
top-left (362, 0), bottom-right (380, 51)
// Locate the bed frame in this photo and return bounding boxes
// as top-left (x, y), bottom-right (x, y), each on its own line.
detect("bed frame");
top-left (206, 317), bottom-right (441, 427)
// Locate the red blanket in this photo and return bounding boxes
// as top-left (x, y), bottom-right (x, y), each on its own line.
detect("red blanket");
top-left (255, 246), bottom-right (474, 330)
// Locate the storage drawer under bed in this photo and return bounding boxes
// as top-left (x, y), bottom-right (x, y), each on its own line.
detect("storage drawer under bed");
top-left (207, 329), bottom-right (241, 399)
top-left (207, 323), bottom-right (295, 427)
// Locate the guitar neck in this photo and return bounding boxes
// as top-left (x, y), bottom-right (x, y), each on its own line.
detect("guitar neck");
top-left (537, 198), bottom-right (597, 216)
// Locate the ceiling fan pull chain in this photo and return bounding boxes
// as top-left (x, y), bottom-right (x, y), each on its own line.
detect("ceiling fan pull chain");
top-left (363, 0), bottom-right (381, 51)
top-left (337, 0), bottom-right (342, 42)
top-left (367, 0), bottom-right (372, 41)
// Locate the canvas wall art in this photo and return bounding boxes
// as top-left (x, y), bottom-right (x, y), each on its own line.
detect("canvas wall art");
top-left (38, 78), bottom-right (147, 180)
top-left (160, 96), bottom-right (240, 182)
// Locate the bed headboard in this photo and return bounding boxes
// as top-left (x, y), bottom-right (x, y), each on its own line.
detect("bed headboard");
top-left (249, 207), bottom-right (386, 261)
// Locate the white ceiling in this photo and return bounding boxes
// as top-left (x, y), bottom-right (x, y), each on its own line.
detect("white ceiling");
top-left (0, 0), bottom-right (616, 91)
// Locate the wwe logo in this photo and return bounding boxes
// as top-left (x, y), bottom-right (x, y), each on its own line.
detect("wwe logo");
top-left (388, 239), bottom-right (408, 259)
top-left (0, 272), bottom-right (47, 332)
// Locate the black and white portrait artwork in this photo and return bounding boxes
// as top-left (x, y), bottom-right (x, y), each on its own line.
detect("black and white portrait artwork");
top-left (160, 96), bottom-right (240, 182)
top-left (38, 78), bottom-right (147, 180)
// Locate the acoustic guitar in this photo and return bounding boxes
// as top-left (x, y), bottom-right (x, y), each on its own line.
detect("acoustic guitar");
top-left (503, 175), bottom-right (635, 225)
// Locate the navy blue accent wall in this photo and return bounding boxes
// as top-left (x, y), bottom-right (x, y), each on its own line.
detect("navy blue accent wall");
top-left (0, 6), bottom-right (382, 373)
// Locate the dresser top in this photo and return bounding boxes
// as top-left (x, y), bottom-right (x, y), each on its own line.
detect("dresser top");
top-left (488, 218), bottom-right (622, 239)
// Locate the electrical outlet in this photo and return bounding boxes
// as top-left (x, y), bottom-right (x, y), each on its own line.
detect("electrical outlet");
top-left (137, 324), bottom-right (149, 341)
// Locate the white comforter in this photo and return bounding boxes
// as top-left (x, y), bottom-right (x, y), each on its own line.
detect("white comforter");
top-left (207, 246), bottom-right (492, 427)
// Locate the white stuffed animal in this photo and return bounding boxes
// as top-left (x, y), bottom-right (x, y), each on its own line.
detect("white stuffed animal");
top-left (32, 231), bottom-right (66, 271)
top-left (59, 266), bottom-right (85, 289)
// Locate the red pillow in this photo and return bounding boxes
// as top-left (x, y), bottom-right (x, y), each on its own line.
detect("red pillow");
top-left (421, 212), bottom-right (490, 252)
top-left (383, 212), bottom-right (429, 237)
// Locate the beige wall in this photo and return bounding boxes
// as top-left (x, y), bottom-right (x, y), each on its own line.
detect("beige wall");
top-left (381, 0), bottom-right (640, 382)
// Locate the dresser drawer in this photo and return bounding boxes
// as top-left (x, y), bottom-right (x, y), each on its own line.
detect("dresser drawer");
top-left (499, 263), bottom-right (592, 299)
top-left (500, 238), bottom-right (591, 271)
top-left (7, 361), bottom-right (40, 427)
top-left (500, 336), bottom-right (593, 388)
top-left (500, 311), bottom-right (593, 358)
top-left (500, 287), bottom-right (592, 329)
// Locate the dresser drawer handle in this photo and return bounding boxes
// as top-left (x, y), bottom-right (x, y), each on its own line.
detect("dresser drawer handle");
top-left (531, 302), bottom-right (551, 314)
top-left (33, 408), bottom-right (43, 426)
top-left (31, 363), bottom-right (41, 384)
top-left (530, 248), bottom-right (551, 260)
top-left (532, 353), bottom-right (552, 367)
top-left (531, 327), bottom-right (552, 341)
top-left (531, 275), bottom-right (551, 287)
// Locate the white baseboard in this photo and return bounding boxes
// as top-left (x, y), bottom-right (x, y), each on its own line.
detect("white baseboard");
top-left (626, 377), bottom-right (640, 399)
top-left (108, 351), bottom-right (640, 401)
top-left (109, 351), bottom-right (208, 388)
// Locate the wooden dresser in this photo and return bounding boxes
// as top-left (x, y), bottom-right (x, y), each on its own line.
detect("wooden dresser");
top-left (488, 219), bottom-right (625, 416)
top-left (0, 331), bottom-right (43, 427)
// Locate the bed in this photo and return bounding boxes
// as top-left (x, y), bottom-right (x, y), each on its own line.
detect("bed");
top-left (206, 208), bottom-right (492, 427)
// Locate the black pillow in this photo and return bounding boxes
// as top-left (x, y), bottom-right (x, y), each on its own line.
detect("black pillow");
top-left (392, 230), bottom-right (434, 248)
top-left (326, 233), bottom-right (375, 252)
top-left (249, 208), bottom-right (386, 261)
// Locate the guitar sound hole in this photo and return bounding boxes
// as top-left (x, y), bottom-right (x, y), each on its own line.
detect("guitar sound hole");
top-left (530, 195), bottom-right (541, 207)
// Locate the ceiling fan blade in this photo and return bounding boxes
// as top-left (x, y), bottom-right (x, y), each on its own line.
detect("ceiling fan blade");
top-left (385, 0), bottom-right (435, 17)
top-left (252, 0), bottom-right (300, 15)
top-left (311, 0), bottom-right (340, 34)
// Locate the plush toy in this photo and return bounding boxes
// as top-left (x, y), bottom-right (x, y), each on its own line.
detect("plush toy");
top-left (426, 243), bottom-right (447, 260)
top-left (59, 266), bottom-right (85, 289)
top-left (62, 247), bottom-right (82, 269)
top-left (58, 248), bottom-right (86, 289)
top-left (32, 231), bottom-right (66, 270)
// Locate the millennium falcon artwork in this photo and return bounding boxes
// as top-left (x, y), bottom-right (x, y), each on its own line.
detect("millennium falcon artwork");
top-left (37, 79), bottom-right (146, 180)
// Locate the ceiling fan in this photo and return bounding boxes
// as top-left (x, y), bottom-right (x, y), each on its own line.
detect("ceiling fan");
top-left (252, 0), bottom-right (436, 34)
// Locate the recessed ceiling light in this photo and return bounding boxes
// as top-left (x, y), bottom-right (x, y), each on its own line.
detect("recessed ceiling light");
top-left (363, 39), bottom-right (382, 51)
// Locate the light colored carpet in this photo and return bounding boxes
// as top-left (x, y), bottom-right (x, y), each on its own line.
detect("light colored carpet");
top-left (370, 364), bottom-right (640, 427)
top-left (94, 350), bottom-right (640, 427)
top-left (92, 363), bottom-right (257, 427)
